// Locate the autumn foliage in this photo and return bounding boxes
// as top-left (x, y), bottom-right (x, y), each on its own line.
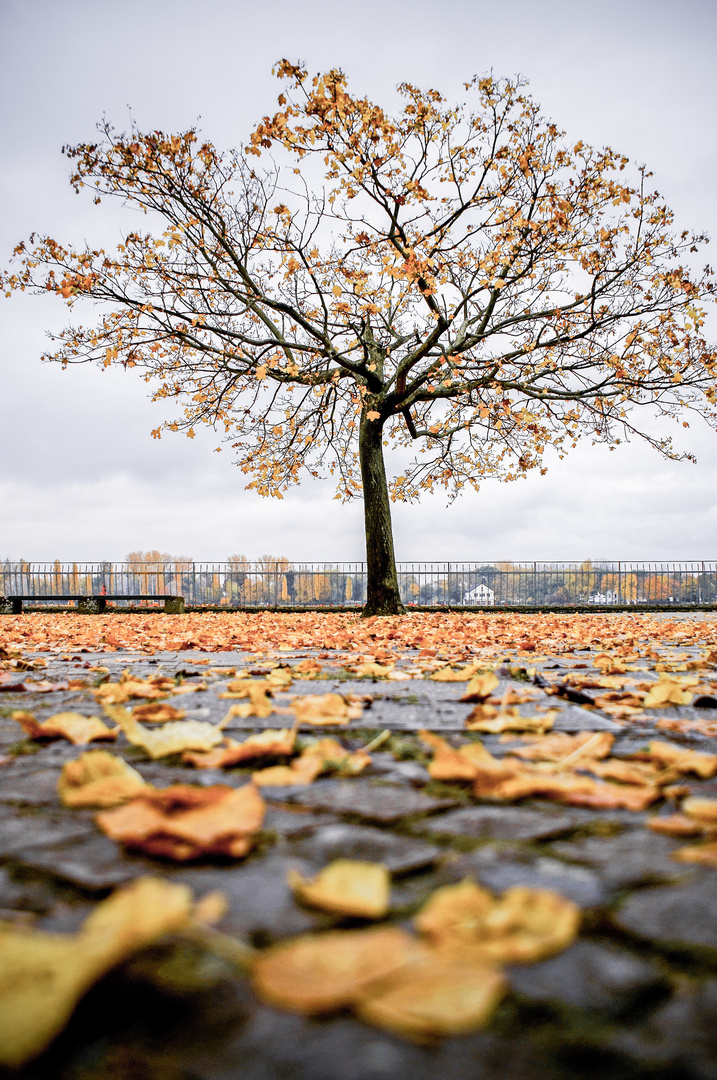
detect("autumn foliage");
top-left (3, 62), bottom-right (716, 616)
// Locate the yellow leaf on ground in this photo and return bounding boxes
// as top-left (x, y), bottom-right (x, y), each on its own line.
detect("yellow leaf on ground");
top-left (431, 665), bottom-right (479, 683)
top-left (105, 705), bottom-right (228, 758)
top-left (96, 782), bottom-right (266, 860)
top-left (416, 879), bottom-right (580, 964)
top-left (288, 859), bottom-right (390, 918)
top-left (356, 954), bottom-right (507, 1040)
top-left (290, 693), bottom-right (361, 726)
top-left (12, 710), bottom-right (117, 746)
top-left (642, 676), bottom-right (698, 707)
top-left (459, 672), bottom-right (499, 700)
top-left (251, 926), bottom-right (426, 1014)
top-left (58, 750), bottom-right (147, 807)
top-left (465, 709), bottom-right (557, 734)
top-left (0, 877), bottom-right (196, 1067)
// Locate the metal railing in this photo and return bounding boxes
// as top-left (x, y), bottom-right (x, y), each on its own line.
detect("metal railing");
top-left (1, 561), bottom-right (716, 608)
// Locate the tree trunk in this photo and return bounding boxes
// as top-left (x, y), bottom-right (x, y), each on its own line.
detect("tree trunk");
top-left (359, 413), bottom-right (406, 616)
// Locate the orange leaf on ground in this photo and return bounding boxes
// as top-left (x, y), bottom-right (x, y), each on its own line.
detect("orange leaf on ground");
top-left (477, 768), bottom-right (660, 811)
top-left (464, 708), bottom-right (557, 734)
top-left (58, 750), bottom-right (147, 807)
top-left (183, 727), bottom-right (297, 768)
top-left (12, 710), bottom-right (117, 746)
top-left (511, 731), bottom-right (614, 762)
top-left (217, 680), bottom-right (274, 717)
top-left (96, 782), bottom-right (265, 860)
top-left (290, 693), bottom-right (362, 726)
top-left (131, 702), bottom-right (186, 723)
top-left (682, 796), bottom-right (717, 825)
top-left (251, 737), bottom-right (371, 786)
top-left (647, 814), bottom-right (708, 837)
top-left (419, 731), bottom-right (506, 783)
top-left (252, 926), bottom-right (426, 1014)
top-left (356, 954), bottom-right (506, 1040)
top-left (672, 841), bottom-right (717, 866)
top-left (630, 740), bottom-right (717, 778)
top-left (415, 879), bottom-right (580, 964)
top-left (288, 859), bottom-right (390, 918)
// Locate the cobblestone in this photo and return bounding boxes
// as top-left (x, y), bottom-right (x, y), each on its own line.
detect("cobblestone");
top-left (2, 634), bottom-right (717, 1078)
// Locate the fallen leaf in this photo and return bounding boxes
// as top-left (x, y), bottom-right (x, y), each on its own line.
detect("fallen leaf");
top-left (131, 702), bottom-right (186, 723)
top-left (93, 676), bottom-right (173, 705)
top-left (647, 814), bottom-right (708, 837)
top-left (0, 877), bottom-right (197, 1067)
top-left (583, 758), bottom-right (662, 787)
top-left (105, 705), bottom-right (229, 758)
top-left (290, 692), bottom-right (362, 726)
top-left (511, 731), bottom-right (614, 762)
top-left (477, 768), bottom-right (660, 811)
top-left (459, 672), bottom-right (499, 700)
top-left (464, 709), bottom-right (557, 734)
top-left (642, 676), bottom-right (698, 708)
top-left (12, 710), bottom-right (117, 746)
top-left (355, 661), bottom-right (395, 679)
top-left (593, 653), bottom-right (627, 674)
top-left (251, 737), bottom-right (371, 786)
top-left (631, 740), bottom-right (717, 779)
top-left (682, 796), bottom-right (717, 825)
top-left (671, 841), bottom-right (717, 866)
top-left (420, 731), bottom-right (502, 783)
top-left (58, 750), bottom-right (147, 807)
top-left (294, 658), bottom-right (323, 676)
top-left (356, 954), bottom-right (506, 1040)
top-left (251, 926), bottom-right (426, 1014)
top-left (288, 859), bottom-right (390, 918)
top-left (217, 680), bottom-right (275, 717)
top-left (183, 728), bottom-right (297, 768)
top-left (96, 782), bottom-right (266, 859)
top-left (250, 755), bottom-right (325, 786)
top-left (415, 879), bottom-right (580, 964)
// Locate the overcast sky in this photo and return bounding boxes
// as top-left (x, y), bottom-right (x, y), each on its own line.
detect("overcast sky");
top-left (1, 0), bottom-right (716, 565)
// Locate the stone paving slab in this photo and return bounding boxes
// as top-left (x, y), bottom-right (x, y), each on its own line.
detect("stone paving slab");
top-left (2, 634), bottom-right (717, 1078)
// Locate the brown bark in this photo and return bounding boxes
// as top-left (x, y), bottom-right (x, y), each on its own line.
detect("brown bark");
top-left (359, 412), bottom-right (406, 616)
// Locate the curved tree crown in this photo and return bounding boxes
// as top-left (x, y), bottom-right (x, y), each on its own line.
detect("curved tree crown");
top-left (4, 61), bottom-right (716, 505)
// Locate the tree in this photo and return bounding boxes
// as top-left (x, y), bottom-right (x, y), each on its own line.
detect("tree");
top-left (4, 63), bottom-right (717, 615)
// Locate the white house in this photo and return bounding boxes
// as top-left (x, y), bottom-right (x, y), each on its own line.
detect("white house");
top-left (463, 583), bottom-right (495, 606)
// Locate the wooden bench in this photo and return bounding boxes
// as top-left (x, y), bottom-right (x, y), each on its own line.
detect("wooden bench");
top-left (0, 595), bottom-right (185, 614)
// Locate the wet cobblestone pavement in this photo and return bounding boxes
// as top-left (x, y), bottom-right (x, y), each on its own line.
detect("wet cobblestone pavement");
top-left (2, 615), bottom-right (717, 1079)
